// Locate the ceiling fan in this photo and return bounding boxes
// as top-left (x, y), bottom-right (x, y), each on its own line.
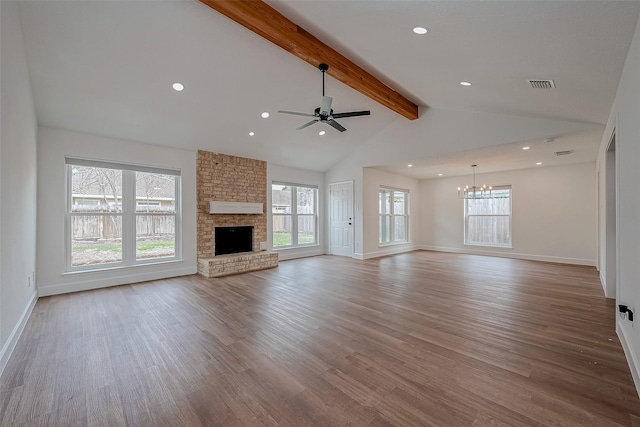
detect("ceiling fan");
top-left (278, 63), bottom-right (371, 132)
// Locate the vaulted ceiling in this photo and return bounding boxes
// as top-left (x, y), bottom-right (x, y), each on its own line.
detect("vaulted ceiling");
top-left (16, 1), bottom-right (640, 175)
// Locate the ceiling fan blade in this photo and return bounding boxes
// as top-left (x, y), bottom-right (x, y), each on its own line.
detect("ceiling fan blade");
top-left (278, 110), bottom-right (316, 117)
top-left (332, 110), bottom-right (371, 119)
top-left (327, 119), bottom-right (346, 132)
top-left (296, 120), bottom-right (318, 130)
top-left (320, 96), bottom-right (333, 116)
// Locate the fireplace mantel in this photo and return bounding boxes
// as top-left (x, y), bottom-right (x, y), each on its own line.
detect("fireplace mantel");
top-left (209, 201), bottom-right (263, 214)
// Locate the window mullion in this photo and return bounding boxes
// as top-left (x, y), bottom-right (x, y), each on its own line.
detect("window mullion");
top-left (313, 188), bottom-right (318, 245)
top-left (65, 166), bottom-right (72, 271)
top-left (291, 186), bottom-right (298, 246)
top-left (389, 194), bottom-right (393, 242)
top-left (123, 170), bottom-right (136, 265)
top-left (175, 177), bottom-right (181, 259)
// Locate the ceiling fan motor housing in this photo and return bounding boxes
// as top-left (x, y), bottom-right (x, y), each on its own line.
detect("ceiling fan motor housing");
top-left (314, 107), bottom-right (333, 120)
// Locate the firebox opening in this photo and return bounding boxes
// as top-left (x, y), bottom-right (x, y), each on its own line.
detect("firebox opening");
top-left (215, 226), bottom-right (253, 256)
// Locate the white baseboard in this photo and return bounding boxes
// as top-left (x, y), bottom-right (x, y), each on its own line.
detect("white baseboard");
top-left (617, 322), bottom-right (640, 398)
top-left (275, 247), bottom-right (325, 261)
top-left (416, 245), bottom-right (595, 266)
top-left (600, 272), bottom-right (609, 298)
top-left (360, 245), bottom-right (417, 260)
top-left (38, 266), bottom-right (196, 296)
top-left (0, 290), bottom-right (38, 378)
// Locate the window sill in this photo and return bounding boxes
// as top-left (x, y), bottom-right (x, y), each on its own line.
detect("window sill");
top-left (64, 258), bottom-right (184, 275)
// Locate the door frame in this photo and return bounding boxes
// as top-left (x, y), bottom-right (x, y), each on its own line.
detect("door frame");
top-left (604, 125), bottom-right (617, 300)
top-left (329, 180), bottom-right (354, 256)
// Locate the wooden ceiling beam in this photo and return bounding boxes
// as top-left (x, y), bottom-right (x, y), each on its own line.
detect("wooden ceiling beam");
top-left (199, 0), bottom-right (419, 120)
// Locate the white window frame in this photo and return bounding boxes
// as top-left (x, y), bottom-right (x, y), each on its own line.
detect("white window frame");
top-left (65, 158), bottom-right (182, 272)
top-left (379, 187), bottom-right (409, 246)
top-left (271, 182), bottom-right (318, 249)
top-left (464, 185), bottom-right (512, 248)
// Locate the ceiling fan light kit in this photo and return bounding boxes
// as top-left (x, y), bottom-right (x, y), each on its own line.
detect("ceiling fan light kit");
top-left (278, 63), bottom-right (371, 133)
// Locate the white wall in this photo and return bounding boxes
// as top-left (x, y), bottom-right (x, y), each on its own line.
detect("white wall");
top-left (362, 168), bottom-right (420, 258)
top-left (37, 127), bottom-right (197, 296)
top-left (0, 1), bottom-right (39, 375)
top-left (597, 13), bottom-right (640, 395)
top-left (419, 162), bottom-right (597, 265)
top-left (267, 163), bottom-right (325, 260)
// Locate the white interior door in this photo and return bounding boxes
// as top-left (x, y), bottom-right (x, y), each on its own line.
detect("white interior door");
top-left (330, 181), bottom-right (353, 256)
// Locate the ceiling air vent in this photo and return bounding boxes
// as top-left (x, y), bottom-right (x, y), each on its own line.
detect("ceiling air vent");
top-left (555, 150), bottom-right (573, 156)
top-left (528, 79), bottom-right (556, 89)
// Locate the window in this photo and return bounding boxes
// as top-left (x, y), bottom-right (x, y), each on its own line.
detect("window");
top-left (66, 158), bottom-right (181, 270)
top-left (272, 183), bottom-right (317, 248)
top-left (379, 188), bottom-right (409, 244)
top-left (464, 186), bottom-right (511, 247)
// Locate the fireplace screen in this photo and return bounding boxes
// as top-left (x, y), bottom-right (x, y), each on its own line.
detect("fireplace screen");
top-left (215, 226), bottom-right (253, 256)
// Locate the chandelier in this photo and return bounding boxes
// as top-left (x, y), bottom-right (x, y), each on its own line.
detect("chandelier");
top-left (458, 165), bottom-right (497, 199)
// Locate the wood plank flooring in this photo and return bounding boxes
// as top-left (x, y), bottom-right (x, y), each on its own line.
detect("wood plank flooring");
top-left (2, 251), bottom-right (640, 426)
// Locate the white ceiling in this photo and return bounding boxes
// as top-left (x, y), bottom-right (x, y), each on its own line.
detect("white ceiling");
top-left (16, 1), bottom-right (640, 174)
top-left (376, 128), bottom-right (603, 179)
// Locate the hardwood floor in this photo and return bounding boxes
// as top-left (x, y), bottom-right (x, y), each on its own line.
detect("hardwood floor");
top-left (2, 251), bottom-right (640, 426)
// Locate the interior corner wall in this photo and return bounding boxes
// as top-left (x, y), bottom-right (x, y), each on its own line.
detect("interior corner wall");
top-left (598, 11), bottom-right (640, 396)
top-left (419, 162), bottom-right (597, 265)
top-left (362, 168), bottom-right (420, 258)
top-left (0, 1), bottom-right (39, 375)
top-left (267, 163), bottom-right (325, 260)
top-left (36, 127), bottom-right (197, 297)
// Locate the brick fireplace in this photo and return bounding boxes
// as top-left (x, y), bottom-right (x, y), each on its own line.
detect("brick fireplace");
top-left (196, 150), bottom-right (278, 277)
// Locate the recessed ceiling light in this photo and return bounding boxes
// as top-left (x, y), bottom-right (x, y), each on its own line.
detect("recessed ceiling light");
top-left (408, 164), bottom-right (413, 168)
top-left (261, 112), bottom-right (270, 118)
top-left (460, 81), bottom-right (472, 86)
top-left (172, 82), bottom-right (184, 92)
top-left (413, 26), bottom-right (428, 35)
top-left (522, 146), bottom-right (530, 150)
top-left (249, 132), bottom-right (255, 136)
top-left (438, 173), bottom-right (443, 177)
top-left (536, 162), bottom-right (543, 166)
top-left (319, 130), bottom-right (326, 136)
